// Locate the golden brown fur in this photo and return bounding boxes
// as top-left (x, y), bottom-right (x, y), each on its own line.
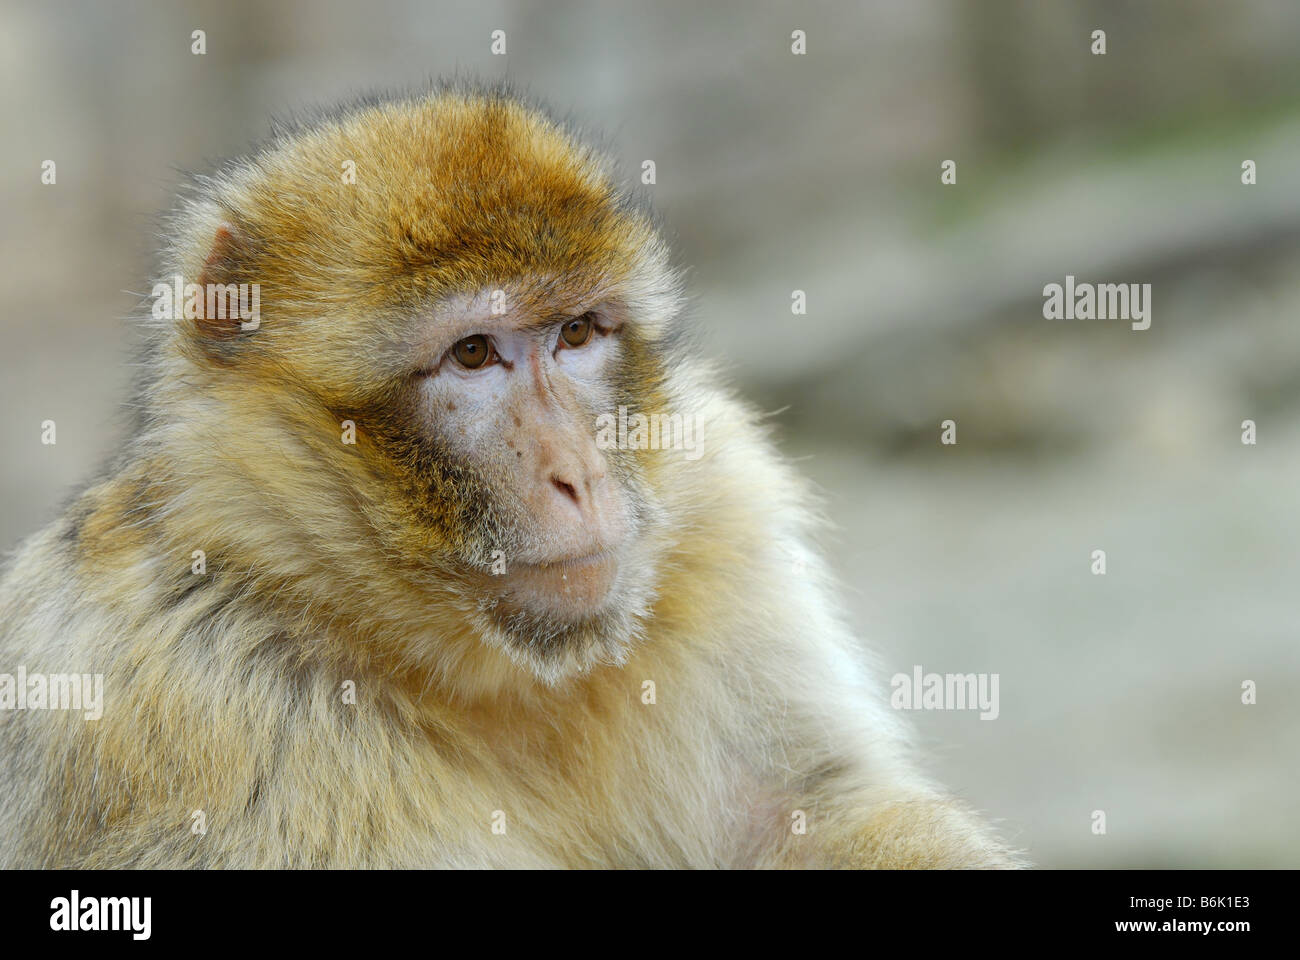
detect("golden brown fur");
top-left (0, 84), bottom-right (1022, 868)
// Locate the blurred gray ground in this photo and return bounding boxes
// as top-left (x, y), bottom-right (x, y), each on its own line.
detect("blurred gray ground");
top-left (1, 0), bottom-right (1298, 866)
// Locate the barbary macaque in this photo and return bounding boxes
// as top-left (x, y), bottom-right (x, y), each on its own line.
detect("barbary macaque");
top-left (0, 86), bottom-right (1022, 868)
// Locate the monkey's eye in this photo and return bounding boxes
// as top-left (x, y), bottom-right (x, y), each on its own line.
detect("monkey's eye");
top-left (558, 313), bottom-right (595, 349)
top-left (451, 334), bottom-right (495, 369)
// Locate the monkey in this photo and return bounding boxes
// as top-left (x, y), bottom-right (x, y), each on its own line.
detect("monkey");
top-left (0, 83), bottom-right (1023, 869)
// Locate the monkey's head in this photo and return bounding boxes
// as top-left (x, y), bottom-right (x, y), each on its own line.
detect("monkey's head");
top-left (155, 87), bottom-right (691, 685)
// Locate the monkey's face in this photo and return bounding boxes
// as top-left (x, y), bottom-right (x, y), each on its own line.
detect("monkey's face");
top-left (335, 277), bottom-right (676, 681)
top-left (390, 285), bottom-right (665, 670)
top-left (285, 275), bottom-right (676, 685)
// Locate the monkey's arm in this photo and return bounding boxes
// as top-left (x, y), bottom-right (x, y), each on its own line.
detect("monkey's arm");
top-left (749, 780), bottom-right (1025, 869)
top-left (809, 792), bottom-right (1025, 869)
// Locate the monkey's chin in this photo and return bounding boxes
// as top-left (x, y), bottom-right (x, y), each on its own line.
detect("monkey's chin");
top-left (475, 545), bottom-right (657, 685)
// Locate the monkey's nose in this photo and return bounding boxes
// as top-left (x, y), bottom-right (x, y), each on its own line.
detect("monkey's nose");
top-left (551, 476), bottom-right (580, 504)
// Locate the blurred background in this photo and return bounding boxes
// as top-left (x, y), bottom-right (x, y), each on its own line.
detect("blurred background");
top-left (2, 0), bottom-right (1297, 867)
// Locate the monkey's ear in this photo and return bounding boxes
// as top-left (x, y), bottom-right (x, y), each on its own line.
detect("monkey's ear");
top-left (194, 220), bottom-right (252, 340)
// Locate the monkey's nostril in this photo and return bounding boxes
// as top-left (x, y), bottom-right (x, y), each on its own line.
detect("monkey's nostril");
top-left (551, 477), bottom-right (580, 504)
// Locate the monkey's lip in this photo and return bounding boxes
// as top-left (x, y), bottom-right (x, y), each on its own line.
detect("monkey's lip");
top-left (513, 549), bottom-right (612, 572)
top-left (498, 549), bottom-right (621, 616)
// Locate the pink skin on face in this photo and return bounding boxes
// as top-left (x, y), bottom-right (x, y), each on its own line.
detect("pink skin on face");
top-left (413, 291), bottom-right (631, 620)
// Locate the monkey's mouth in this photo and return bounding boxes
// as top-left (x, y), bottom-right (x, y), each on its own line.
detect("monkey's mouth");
top-left (497, 549), bottom-right (622, 619)
top-left (521, 549), bottom-right (611, 571)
